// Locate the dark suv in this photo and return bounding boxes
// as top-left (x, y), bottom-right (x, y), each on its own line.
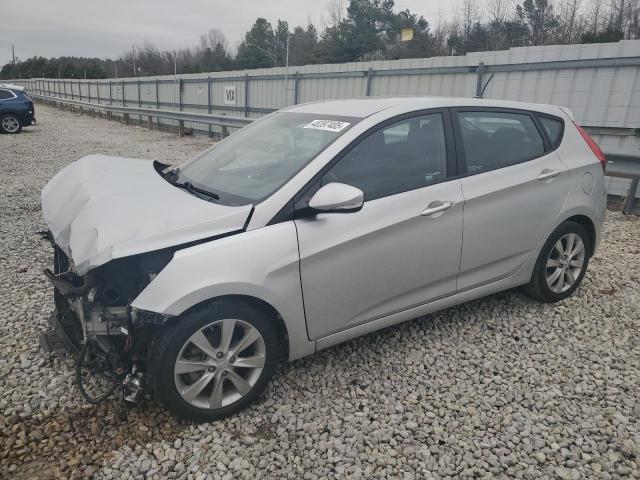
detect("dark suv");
top-left (0, 85), bottom-right (35, 134)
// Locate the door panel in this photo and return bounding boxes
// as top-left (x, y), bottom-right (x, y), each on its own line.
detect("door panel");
top-left (296, 180), bottom-right (464, 340)
top-left (458, 153), bottom-right (570, 290)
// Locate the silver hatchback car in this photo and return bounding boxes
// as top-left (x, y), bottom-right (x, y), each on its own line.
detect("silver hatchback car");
top-left (41, 97), bottom-right (607, 420)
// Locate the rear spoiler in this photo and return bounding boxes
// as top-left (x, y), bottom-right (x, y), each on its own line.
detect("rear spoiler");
top-left (558, 106), bottom-right (575, 122)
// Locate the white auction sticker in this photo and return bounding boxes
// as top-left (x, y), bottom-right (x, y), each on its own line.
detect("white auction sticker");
top-left (303, 119), bottom-right (351, 132)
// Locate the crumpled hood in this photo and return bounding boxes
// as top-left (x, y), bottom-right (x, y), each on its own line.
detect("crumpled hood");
top-left (41, 155), bottom-right (253, 275)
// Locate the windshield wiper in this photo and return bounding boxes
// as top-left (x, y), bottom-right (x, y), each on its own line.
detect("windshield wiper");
top-left (154, 160), bottom-right (220, 201)
top-left (171, 180), bottom-right (220, 201)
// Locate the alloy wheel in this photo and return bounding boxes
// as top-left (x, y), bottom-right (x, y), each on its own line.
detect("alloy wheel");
top-left (174, 318), bottom-right (266, 410)
top-left (1, 115), bottom-right (20, 133)
top-left (545, 233), bottom-right (586, 293)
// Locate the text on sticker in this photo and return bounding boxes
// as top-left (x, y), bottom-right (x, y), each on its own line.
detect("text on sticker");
top-left (303, 120), bottom-right (351, 132)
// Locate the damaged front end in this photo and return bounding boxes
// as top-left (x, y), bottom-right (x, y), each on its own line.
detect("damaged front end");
top-left (40, 232), bottom-right (172, 406)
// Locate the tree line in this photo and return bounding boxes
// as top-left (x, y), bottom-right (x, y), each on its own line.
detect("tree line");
top-left (2, 0), bottom-right (638, 80)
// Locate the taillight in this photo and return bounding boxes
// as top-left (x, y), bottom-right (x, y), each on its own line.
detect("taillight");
top-left (574, 123), bottom-right (606, 171)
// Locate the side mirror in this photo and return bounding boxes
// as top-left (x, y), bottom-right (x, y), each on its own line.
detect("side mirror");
top-left (308, 182), bottom-right (364, 213)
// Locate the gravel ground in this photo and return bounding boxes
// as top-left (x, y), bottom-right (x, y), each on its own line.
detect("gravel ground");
top-left (1, 103), bottom-right (639, 480)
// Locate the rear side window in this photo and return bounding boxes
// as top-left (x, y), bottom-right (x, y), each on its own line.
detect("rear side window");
top-left (0, 89), bottom-right (15, 100)
top-left (456, 111), bottom-right (545, 174)
top-left (324, 113), bottom-right (448, 201)
top-left (537, 116), bottom-right (563, 148)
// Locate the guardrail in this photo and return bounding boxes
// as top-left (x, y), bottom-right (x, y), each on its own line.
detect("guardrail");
top-left (605, 154), bottom-right (640, 215)
top-left (31, 93), bottom-right (253, 137)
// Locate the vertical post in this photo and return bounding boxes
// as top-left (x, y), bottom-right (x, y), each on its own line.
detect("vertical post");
top-left (121, 81), bottom-right (125, 106)
top-left (88, 81), bottom-right (91, 103)
top-left (207, 77), bottom-right (212, 137)
top-left (177, 78), bottom-right (183, 135)
top-left (294, 72), bottom-right (300, 105)
top-left (155, 78), bottom-right (160, 130)
top-left (475, 62), bottom-right (485, 98)
top-left (96, 81), bottom-right (100, 105)
top-left (137, 79), bottom-right (141, 124)
top-left (623, 178), bottom-right (639, 215)
top-left (365, 67), bottom-right (374, 96)
top-left (109, 81), bottom-right (113, 106)
top-left (244, 74), bottom-right (249, 118)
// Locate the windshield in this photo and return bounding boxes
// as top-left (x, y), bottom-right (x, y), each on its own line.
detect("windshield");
top-left (178, 112), bottom-right (359, 205)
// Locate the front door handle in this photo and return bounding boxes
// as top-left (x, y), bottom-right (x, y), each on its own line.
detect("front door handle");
top-left (421, 201), bottom-right (455, 216)
top-left (537, 169), bottom-right (561, 181)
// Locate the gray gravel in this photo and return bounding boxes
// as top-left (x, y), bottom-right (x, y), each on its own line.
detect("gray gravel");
top-left (1, 104), bottom-right (639, 480)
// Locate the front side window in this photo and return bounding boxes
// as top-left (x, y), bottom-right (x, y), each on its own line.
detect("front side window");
top-left (178, 112), bottom-right (359, 205)
top-left (456, 111), bottom-right (545, 174)
top-left (323, 113), bottom-right (448, 201)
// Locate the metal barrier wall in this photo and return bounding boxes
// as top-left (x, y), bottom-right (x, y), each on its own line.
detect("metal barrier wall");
top-left (9, 39), bottom-right (640, 198)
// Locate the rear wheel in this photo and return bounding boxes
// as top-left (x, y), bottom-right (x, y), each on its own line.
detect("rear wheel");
top-left (150, 302), bottom-right (279, 421)
top-left (0, 114), bottom-right (22, 134)
top-left (524, 221), bottom-right (590, 303)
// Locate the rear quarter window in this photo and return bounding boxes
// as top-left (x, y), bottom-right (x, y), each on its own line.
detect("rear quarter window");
top-left (537, 116), bottom-right (564, 148)
top-left (0, 89), bottom-right (15, 100)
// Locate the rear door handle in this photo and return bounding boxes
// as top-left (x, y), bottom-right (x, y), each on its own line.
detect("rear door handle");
top-left (421, 201), bottom-right (455, 216)
top-left (537, 169), bottom-right (561, 181)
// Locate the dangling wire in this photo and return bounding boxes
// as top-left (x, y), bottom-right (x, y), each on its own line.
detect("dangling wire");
top-left (75, 341), bottom-right (121, 405)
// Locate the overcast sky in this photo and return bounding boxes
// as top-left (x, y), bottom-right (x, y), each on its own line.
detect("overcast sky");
top-left (1, 0), bottom-right (458, 66)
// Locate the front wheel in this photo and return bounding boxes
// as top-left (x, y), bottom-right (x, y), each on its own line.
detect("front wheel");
top-left (150, 302), bottom-right (279, 421)
top-left (524, 221), bottom-right (591, 303)
top-left (0, 114), bottom-right (22, 134)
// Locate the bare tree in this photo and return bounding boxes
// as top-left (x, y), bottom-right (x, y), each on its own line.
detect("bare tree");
top-left (609, 0), bottom-right (629, 32)
top-left (487, 0), bottom-right (513, 23)
top-left (432, 9), bottom-right (450, 55)
top-left (459, 0), bottom-right (483, 45)
top-left (321, 0), bottom-right (347, 29)
top-left (199, 29), bottom-right (229, 51)
top-left (558, 0), bottom-right (584, 42)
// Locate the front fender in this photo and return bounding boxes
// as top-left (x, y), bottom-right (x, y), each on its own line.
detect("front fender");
top-left (131, 222), bottom-right (314, 360)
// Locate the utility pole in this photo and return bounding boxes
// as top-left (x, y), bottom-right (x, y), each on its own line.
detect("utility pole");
top-left (283, 34), bottom-right (290, 107)
top-left (12, 44), bottom-right (16, 65)
top-left (132, 44), bottom-right (136, 76)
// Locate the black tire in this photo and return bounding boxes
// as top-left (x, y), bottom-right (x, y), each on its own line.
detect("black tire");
top-left (0, 113), bottom-right (22, 134)
top-left (524, 221), bottom-right (591, 303)
top-left (149, 301), bottom-right (279, 422)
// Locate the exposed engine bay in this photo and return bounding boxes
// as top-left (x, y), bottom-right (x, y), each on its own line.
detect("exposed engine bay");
top-left (39, 232), bottom-right (173, 408)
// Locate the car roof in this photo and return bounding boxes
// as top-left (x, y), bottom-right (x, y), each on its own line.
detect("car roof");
top-left (284, 96), bottom-right (566, 119)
